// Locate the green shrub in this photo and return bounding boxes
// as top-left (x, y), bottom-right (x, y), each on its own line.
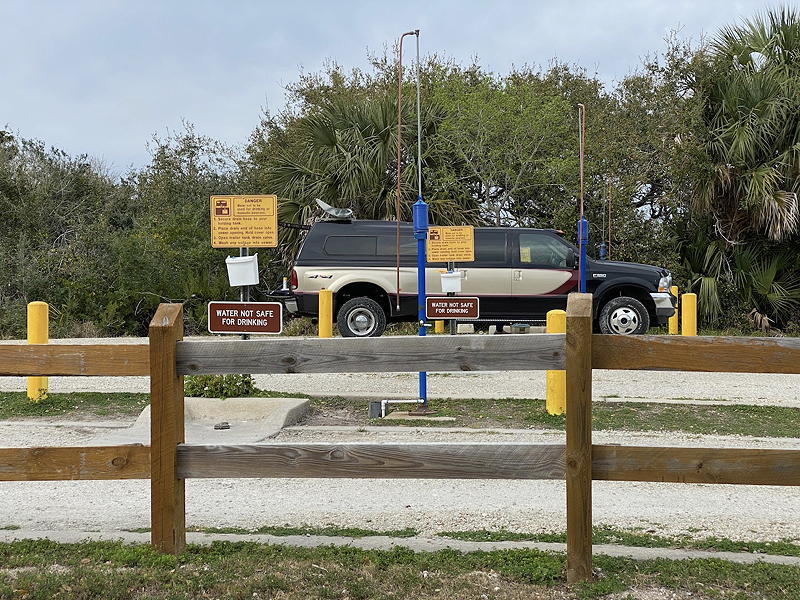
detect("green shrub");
top-left (184, 374), bottom-right (255, 399)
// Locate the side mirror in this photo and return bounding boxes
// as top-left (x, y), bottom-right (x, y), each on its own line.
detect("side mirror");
top-left (566, 249), bottom-right (577, 269)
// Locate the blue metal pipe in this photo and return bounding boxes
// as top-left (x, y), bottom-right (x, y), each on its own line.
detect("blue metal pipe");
top-left (413, 197), bottom-right (428, 407)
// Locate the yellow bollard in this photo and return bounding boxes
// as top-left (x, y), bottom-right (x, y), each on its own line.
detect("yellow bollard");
top-left (546, 309), bottom-right (567, 415)
top-left (681, 293), bottom-right (697, 336)
top-left (668, 285), bottom-right (679, 335)
top-left (318, 289), bottom-right (333, 338)
top-left (27, 301), bottom-right (49, 402)
top-left (434, 320), bottom-right (445, 334)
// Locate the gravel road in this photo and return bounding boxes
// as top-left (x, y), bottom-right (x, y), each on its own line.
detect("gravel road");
top-left (1, 335), bottom-right (799, 543)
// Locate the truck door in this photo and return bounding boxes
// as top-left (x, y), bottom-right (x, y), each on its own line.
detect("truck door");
top-left (510, 232), bottom-right (578, 318)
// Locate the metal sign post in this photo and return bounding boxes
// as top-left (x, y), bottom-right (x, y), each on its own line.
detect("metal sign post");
top-left (239, 247), bottom-right (250, 340)
top-left (448, 261), bottom-right (456, 335)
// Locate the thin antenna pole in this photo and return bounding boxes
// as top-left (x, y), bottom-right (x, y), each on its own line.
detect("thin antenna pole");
top-left (576, 104), bottom-right (587, 292)
top-left (415, 30), bottom-right (422, 198)
top-left (607, 180), bottom-right (612, 260)
top-left (577, 104), bottom-right (585, 218)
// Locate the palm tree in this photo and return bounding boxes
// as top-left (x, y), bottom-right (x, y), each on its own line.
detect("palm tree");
top-left (267, 94), bottom-right (469, 262)
top-left (695, 7), bottom-right (800, 242)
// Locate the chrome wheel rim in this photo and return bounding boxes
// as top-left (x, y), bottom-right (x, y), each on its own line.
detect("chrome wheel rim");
top-left (347, 308), bottom-right (376, 336)
top-left (608, 307), bottom-right (639, 335)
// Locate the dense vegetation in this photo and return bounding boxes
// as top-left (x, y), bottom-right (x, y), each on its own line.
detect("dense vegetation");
top-left (1, 8), bottom-right (798, 338)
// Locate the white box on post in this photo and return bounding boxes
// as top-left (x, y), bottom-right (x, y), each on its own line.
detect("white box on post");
top-left (225, 253), bottom-right (259, 286)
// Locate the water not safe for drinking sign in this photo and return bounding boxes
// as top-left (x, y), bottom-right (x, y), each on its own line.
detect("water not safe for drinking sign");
top-left (208, 301), bottom-right (283, 334)
top-left (425, 297), bottom-right (480, 319)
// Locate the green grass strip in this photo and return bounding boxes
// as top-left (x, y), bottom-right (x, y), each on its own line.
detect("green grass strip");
top-left (126, 524), bottom-right (419, 538)
top-left (439, 526), bottom-right (800, 557)
top-left (0, 539), bottom-right (797, 599)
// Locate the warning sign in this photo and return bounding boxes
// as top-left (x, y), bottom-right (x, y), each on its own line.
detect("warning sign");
top-left (210, 195), bottom-right (278, 248)
top-left (208, 301), bottom-right (283, 334)
top-left (425, 297), bottom-right (480, 320)
top-left (427, 226), bottom-right (475, 262)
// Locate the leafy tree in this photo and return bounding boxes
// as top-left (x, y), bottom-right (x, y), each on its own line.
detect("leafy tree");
top-left (429, 63), bottom-right (575, 227)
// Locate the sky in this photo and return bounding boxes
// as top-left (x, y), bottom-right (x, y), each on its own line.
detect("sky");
top-left (0, 0), bottom-right (785, 174)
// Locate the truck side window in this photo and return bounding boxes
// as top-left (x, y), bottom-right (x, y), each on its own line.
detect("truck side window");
top-left (519, 233), bottom-right (571, 268)
top-left (377, 236), bottom-right (417, 256)
top-left (324, 236), bottom-right (377, 256)
top-left (473, 231), bottom-right (507, 265)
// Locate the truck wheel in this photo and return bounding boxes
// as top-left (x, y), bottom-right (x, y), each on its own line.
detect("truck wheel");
top-left (598, 296), bottom-right (649, 335)
top-left (337, 297), bottom-right (387, 337)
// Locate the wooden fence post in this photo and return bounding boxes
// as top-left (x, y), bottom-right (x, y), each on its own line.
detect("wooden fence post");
top-left (149, 303), bottom-right (186, 554)
top-left (565, 293), bottom-right (593, 583)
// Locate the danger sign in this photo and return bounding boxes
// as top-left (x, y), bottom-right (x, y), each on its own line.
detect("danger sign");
top-left (208, 301), bottom-right (283, 334)
top-left (427, 226), bottom-right (475, 262)
top-left (210, 195), bottom-right (278, 248)
top-left (425, 297), bottom-right (480, 320)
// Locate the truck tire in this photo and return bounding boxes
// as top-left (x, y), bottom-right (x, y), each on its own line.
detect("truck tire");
top-left (598, 296), bottom-right (649, 335)
top-left (337, 297), bottom-right (387, 337)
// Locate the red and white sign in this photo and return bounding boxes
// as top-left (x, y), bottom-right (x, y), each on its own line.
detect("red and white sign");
top-left (425, 296), bottom-right (480, 320)
top-left (208, 301), bottom-right (283, 334)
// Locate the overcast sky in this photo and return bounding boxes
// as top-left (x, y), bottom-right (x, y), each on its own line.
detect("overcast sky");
top-left (0, 0), bottom-right (783, 173)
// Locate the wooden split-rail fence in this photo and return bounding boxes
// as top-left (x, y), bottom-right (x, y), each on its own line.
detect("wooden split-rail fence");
top-left (1, 293), bottom-right (800, 583)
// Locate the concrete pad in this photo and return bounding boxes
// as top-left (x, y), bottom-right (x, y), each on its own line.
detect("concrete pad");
top-left (93, 397), bottom-right (309, 445)
top-left (383, 411), bottom-right (457, 422)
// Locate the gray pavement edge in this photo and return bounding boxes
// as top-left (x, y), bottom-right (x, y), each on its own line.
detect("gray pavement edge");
top-left (1, 530), bottom-right (797, 566)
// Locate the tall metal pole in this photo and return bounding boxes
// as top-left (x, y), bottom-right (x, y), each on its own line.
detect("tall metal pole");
top-left (577, 104), bottom-right (588, 293)
top-left (415, 30), bottom-right (422, 197)
top-left (412, 29), bottom-right (429, 410)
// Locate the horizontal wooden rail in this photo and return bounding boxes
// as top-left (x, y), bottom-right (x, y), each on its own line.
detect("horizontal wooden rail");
top-left (593, 445), bottom-right (800, 486)
top-left (0, 344), bottom-right (150, 376)
top-left (176, 334), bottom-right (566, 375)
top-left (0, 445), bottom-right (150, 481)
top-left (177, 443), bottom-right (567, 479)
top-left (173, 442), bottom-right (800, 487)
top-left (593, 334), bottom-right (800, 374)
top-left (3, 442), bottom-right (798, 487)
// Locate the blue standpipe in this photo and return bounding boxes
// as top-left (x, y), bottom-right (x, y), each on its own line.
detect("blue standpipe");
top-left (578, 217), bottom-right (589, 293)
top-left (413, 197), bottom-right (429, 408)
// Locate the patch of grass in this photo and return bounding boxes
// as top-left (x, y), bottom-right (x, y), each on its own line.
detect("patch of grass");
top-left (439, 526), bottom-right (800, 557)
top-left (252, 389), bottom-right (312, 399)
top-left (352, 397), bottom-right (800, 438)
top-left (0, 392), bottom-right (149, 419)
top-left (126, 524), bottom-right (419, 538)
top-left (0, 525), bottom-right (20, 531)
top-left (0, 539), bottom-right (798, 599)
top-left (591, 402), bottom-right (800, 437)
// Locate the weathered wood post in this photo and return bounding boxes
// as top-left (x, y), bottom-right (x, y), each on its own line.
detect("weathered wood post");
top-left (565, 293), bottom-right (593, 583)
top-left (149, 303), bottom-right (186, 554)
